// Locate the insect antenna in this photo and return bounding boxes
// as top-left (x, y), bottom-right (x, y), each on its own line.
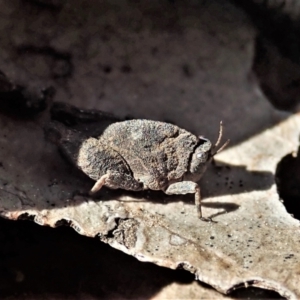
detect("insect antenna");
top-left (215, 139), bottom-right (230, 155)
top-left (212, 121), bottom-right (230, 156)
top-left (214, 121), bottom-right (223, 148)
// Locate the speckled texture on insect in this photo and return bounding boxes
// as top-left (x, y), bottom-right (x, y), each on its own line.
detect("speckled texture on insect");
top-left (51, 110), bottom-right (228, 221)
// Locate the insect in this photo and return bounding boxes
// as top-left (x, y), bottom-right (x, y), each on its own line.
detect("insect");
top-left (51, 110), bottom-right (229, 221)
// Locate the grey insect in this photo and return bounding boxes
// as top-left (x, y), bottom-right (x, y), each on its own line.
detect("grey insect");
top-left (53, 117), bottom-right (229, 221)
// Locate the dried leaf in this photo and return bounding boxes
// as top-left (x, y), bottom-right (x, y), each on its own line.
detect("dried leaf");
top-left (1, 0), bottom-right (300, 298)
top-left (0, 109), bottom-right (299, 298)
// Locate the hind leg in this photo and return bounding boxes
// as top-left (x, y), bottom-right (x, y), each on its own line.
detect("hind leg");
top-left (90, 171), bottom-right (143, 194)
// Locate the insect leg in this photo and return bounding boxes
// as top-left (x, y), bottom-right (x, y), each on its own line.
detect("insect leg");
top-left (165, 181), bottom-right (212, 221)
top-left (90, 174), bottom-right (110, 193)
top-left (90, 171), bottom-right (143, 194)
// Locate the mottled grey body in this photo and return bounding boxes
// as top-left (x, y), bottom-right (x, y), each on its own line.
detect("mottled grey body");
top-left (53, 118), bottom-right (228, 221)
top-left (77, 120), bottom-right (206, 190)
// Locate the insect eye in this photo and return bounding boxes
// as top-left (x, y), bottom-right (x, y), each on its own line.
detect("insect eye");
top-left (196, 153), bottom-right (205, 159)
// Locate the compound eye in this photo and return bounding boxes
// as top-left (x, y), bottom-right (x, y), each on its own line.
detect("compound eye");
top-left (196, 152), bottom-right (206, 159)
